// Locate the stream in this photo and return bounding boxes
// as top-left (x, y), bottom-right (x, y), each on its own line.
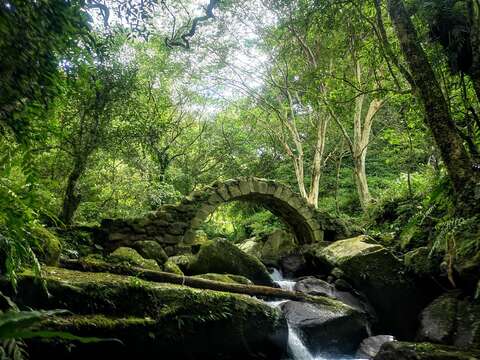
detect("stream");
top-left (267, 269), bottom-right (368, 360)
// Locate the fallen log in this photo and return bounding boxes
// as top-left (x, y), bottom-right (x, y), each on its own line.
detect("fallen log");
top-left (59, 258), bottom-right (336, 306)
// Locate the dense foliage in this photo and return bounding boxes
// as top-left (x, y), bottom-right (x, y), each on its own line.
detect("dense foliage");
top-left (0, 0), bottom-right (479, 296)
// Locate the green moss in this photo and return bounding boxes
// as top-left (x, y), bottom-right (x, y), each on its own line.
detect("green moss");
top-left (7, 267), bottom-right (287, 358)
top-left (376, 341), bottom-right (480, 359)
top-left (31, 225), bottom-right (62, 265)
top-left (193, 273), bottom-right (252, 285)
top-left (108, 247), bottom-right (160, 271)
top-left (168, 254), bottom-right (195, 273)
top-left (162, 260), bottom-right (184, 275)
top-left (131, 241), bottom-right (168, 265)
top-left (48, 314), bottom-right (156, 330)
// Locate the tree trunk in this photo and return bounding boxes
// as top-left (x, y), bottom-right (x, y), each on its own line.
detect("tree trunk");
top-left (307, 115), bottom-right (329, 208)
top-left (60, 259), bottom-right (333, 305)
top-left (387, 0), bottom-right (478, 212)
top-left (59, 160), bottom-right (85, 225)
top-left (354, 153), bottom-right (372, 210)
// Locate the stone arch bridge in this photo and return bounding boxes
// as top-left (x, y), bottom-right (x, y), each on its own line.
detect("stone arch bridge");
top-left (99, 178), bottom-right (349, 249)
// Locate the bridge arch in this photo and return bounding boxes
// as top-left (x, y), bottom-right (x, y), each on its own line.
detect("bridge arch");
top-left (100, 178), bottom-right (348, 248)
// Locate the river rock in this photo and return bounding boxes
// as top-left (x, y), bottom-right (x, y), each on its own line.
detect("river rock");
top-left (294, 277), bottom-right (371, 314)
top-left (281, 299), bottom-right (368, 355)
top-left (317, 236), bottom-right (429, 338)
top-left (189, 238), bottom-right (274, 286)
top-left (418, 291), bottom-right (460, 343)
top-left (1, 267), bottom-right (288, 360)
top-left (374, 341), bottom-right (480, 360)
top-left (356, 335), bottom-right (395, 359)
top-left (454, 297), bottom-right (480, 349)
top-left (418, 291), bottom-right (480, 349)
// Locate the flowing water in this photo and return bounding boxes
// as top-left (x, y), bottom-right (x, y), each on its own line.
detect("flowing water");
top-left (267, 269), bottom-right (368, 360)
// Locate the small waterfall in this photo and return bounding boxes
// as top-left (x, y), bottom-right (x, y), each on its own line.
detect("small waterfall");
top-left (268, 269), bottom-right (317, 360)
top-left (270, 268), bottom-right (296, 291)
top-left (268, 269), bottom-right (368, 360)
top-left (287, 324), bottom-right (315, 360)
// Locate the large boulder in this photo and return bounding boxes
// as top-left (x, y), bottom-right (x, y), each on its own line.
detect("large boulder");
top-left (1, 267), bottom-right (288, 360)
top-left (418, 291), bottom-right (460, 344)
top-left (374, 341), bottom-right (480, 360)
top-left (317, 236), bottom-right (429, 338)
top-left (189, 239), bottom-right (274, 286)
top-left (454, 297), bottom-right (480, 350)
top-left (280, 299), bottom-right (368, 356)
top-left (294, 276), bottom-right (373, 315)
top-left (418, 291), bottom-right (480, 349)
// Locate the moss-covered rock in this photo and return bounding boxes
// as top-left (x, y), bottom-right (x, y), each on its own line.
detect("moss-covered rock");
top-left (31, 225), bottom-right (62, 265)
top-left (261, 230), bottom-right (297, 266)
top-left (108, 247), bottom-right (160, 271)
top-left (1, 267), bottom-right (287, 360)
top-left (189, 239), bottom-right (274, 286)
top-left (374, 341), bottom-right (480, 360)
top-left (193, 273), bottom-right (253, 285)
top-left (169, 254), bottom-right (195, 273)
top-left (237, 238), bottom-right (263, 259)
top-left (418, 291), bottom-right (480, 350)
top-left (131, 240), bottom-right (168, 265)
top-left (418, 291), bottom-right (460, 344)
top-left (237, 231), bottom-right (298, 267)
top-left (162, 259), bottom-right (184, 275)
top-left (455, 297), bottom-right (480, 350)
top-left (281, 299), bottom-right (368, 356)
top-left (317, 236), bottom-right (430, 339)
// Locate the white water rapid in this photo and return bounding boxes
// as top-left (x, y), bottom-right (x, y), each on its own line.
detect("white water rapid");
top-left (267, 269), bottom-right (367, 360)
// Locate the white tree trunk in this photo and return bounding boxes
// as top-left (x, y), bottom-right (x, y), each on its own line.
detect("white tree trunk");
top-left (307, 115), bottom-right (329, 208)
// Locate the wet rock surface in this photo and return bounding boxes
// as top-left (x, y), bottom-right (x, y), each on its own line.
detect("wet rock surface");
top-left (317, 236), bottom-right (430, 338)
top-left (280, 299), bottom-right (368, 356)
top-left (356, 335), bottom-right (395, 359)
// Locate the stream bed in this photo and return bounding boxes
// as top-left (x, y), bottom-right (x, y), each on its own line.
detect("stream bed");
top-left (267, 269), bottom-right (370, 360)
